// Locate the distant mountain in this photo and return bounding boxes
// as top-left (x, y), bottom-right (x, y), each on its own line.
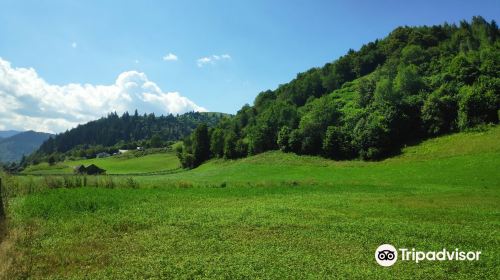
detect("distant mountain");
top-left (0, 130), bottom-right (21, 139)
top-left (0, 131), bottom-right (53, 163)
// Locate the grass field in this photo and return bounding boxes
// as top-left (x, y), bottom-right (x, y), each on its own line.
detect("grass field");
top-left (22, 151), bottom-right (181, 175)
top-left (1, 127), bottom-right (499, 279)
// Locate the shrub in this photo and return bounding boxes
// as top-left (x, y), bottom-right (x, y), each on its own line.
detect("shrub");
top-left (458, 84), bottom-right (498, 129)
top-left (422, 91), bottom-right (458, 135)
top-left (277, 126), bottom-right (291, 152)
top-left (288, 129), bottom-right (303, 154)
top-left (125, 177), bottom-right (139, 189)
top-left (323, 126), bottom-right (354, 160)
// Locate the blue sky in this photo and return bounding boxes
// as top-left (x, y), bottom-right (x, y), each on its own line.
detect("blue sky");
top-left (0, 0), bottom-right (498, 132)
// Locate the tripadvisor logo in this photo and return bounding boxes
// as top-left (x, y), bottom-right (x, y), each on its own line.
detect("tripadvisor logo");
top-left (375, 244), bottom-right (398, 266)
top-left (375, 244), bottom-right (481, 267)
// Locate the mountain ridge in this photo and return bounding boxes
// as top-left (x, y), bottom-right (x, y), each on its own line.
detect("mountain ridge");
top-left (0, 131), bottom-right (53, 163)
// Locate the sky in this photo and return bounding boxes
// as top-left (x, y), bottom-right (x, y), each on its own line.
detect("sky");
top-left (0, 0), bottom-right (498, 133)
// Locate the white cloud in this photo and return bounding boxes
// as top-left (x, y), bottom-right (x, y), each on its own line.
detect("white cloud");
top-left (71, 42), bottom-right (77, 48)
top-left (197, 54), bottom-right (231, 67)
top-left (0, 57), bottom-right (207, 133)
top-left (162, 53), bottom-right (178, 61)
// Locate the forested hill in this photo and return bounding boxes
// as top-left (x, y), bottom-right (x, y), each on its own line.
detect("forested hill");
top-left (178, 16), bottom-right (500, 168)
top-left (30, 111), bottom-right (229, 162)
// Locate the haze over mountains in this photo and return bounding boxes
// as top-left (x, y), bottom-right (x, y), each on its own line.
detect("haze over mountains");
top-left (0, 130), bottom-right (53, 163)
top-left (0, 130), bottom-right (21, 139)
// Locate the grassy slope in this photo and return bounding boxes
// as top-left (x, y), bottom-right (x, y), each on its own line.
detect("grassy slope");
top-left (23, 152), bottom-right (180, 175)
top-left (139, 126), bottom-right (500, 188)
top-left (3, 127), bottom-right (500, 279)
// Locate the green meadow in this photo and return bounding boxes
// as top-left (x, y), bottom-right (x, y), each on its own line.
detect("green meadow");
top-left (1, 126), bottom-right (499, 279)
top-left (22, 151), bottom-right (181, 175)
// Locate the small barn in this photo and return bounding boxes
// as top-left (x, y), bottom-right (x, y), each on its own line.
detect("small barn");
top-left (86, 164), bottom-right (106, 175)
top-left (73, 165), bottom-right (87, 174)
top-left (73, 164), bottom-right (106, 175)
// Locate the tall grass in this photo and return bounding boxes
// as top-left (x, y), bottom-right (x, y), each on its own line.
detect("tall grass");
top-left (0, 173), bottom-right (141, 210)
top-left (0, 172), bottom-right (143, 278)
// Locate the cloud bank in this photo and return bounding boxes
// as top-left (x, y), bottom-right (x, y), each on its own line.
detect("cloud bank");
top-left (0, 57), bottom-right (206, 133)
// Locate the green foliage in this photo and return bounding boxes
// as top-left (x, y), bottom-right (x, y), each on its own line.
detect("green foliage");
top-left (179, 152), bottom-right (196, 169)
top-left (149, 134), bottom-right (162, 148)
top-left (353, 110), bottom-right (392, 160)
top-left (247, 124), bottom-right (275, 155)
top-left (277, 126), bottom-right (291, 152)
top-left (373, 77), bottom-right (397, 105)
top-left (47, 155), bottom-right (56, 166)
top-left (422, 89), bottom-right (458, 135)
top-left (235, 138), bottom-right (248, 158)
top-left (401, 44), bottom-right (427, 65)
top-left (322, 126), bottom-right (354, 159)
top-left (177, 123), bottom-right (211, 169)
top-left (209, 128), bottom-right (225, 158)
top-left (288, 129), bottom-right (303, 154)
top-left (458, 83), bottom-right (499, 129)
top-left (31, 111), bottom-right (228, 165)
top-left (179, 17), bottom-right (499, 167)
top-left (321, 55), bottom-right (355, 93)
top-left (449, 53), bottom-right (480, 85)
top-left (393, 64), bottom-right (424, 96)
top-left (298, 95), bottom-right (342, 154)
top-left (357, 76), bottom-right (376, 107)
top-left (223, 131), bottom-right (239, 159)
top-left (191, 124), bottom-right (210, 166)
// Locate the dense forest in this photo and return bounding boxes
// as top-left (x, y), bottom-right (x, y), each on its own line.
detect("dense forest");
top-left (28, 111), bottom-right (228, 164)
top-left (178, 17), bottom-right (500, 168)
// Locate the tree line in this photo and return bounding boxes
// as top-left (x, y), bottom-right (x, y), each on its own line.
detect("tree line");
top-left (26, 111), bottom-right (228, 165)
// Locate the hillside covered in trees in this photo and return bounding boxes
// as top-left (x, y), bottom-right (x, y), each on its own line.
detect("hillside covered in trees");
top-left (28, 111), bottom-right (229, 164)
top-left (178, 17), bottom-right (500, 168)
